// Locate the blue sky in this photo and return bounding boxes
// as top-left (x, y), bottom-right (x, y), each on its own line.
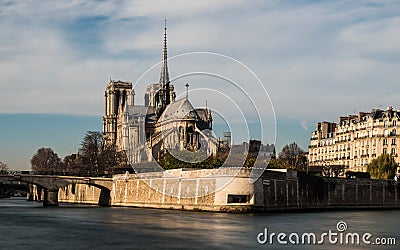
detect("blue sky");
top-left (1, 0), bottom-right (400, 170)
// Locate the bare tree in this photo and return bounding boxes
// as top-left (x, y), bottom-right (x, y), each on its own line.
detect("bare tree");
top-left (30, 147), bottom-right (62, 174)
top-left (278, 142), bottom-right (307, 168)
top-left (61, 131), bottom-right (127, 175)
top-left (0, 161), bottom-right (9, 173)
top-left (80, 131), bottom-right (103, 173)
top-left (99, 144), bottom-right (129, 173)
top-left (322, 164), bottom-right (346, 177)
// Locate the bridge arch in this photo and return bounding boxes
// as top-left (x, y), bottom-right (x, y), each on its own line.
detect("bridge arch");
top-left (59, 182), bottom-right (111, 207)
top-left (0, 175), bottom-right (112, 207)
top-left (0, 182), bottom-right (29, 198)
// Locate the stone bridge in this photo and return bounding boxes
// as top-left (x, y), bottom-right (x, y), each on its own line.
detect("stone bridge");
top-left (0, 175), bottom-right (113, 207)
top-left (0, 182), bottom-right (29, 198)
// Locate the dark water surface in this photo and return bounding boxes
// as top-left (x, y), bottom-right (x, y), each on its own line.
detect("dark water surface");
top-left (0, 198), bottom-right (399, 249)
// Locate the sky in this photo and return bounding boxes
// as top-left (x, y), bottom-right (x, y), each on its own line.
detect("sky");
top-left (1, 0), bottom-right (400, 170)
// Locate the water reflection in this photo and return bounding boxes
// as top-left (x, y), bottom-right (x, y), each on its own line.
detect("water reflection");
top-left (0, 198), bottom-right (399, 249)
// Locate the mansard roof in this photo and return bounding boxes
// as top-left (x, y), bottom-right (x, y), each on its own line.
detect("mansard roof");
top-left (337, 107), bottom-right (400, 126)
top-left (370, 108), bottom-right (400, 120)
top-left (370, 109), bottom-right (383, 119)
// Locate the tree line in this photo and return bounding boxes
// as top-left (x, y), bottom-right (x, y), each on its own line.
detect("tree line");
top-left (28, 134), bottom-right (399, 180)
top-left (29, 139), bottom-right (310, 175)
top-left (30, 131), bottom-right (128, 176)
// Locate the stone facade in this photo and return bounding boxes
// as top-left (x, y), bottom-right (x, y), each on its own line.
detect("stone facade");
top-left (103, 22), bottom-right (214, 164)
top-left (103, 80), bottom-right (133, 150)
top-left (308, 107), bottom-right (400, 172)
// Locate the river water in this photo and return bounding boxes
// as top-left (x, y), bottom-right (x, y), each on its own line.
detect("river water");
top-left (0, 198), bottom-right (398, 249)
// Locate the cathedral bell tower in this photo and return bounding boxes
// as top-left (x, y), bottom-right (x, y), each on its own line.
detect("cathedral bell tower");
top-left (103, 79), bottom-right (133, 149)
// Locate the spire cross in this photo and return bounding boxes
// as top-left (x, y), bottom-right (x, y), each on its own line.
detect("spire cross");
top-left (160, 18), bottom-right (169, 86)
top-left (185, 83), bottom-right (189, 99)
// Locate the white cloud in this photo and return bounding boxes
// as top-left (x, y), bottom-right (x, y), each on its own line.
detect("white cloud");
top-left (0, 0), bottom-right (399, 122)
top-left (337, 16), bottom-right (400, 60)
top-left (301, 120), bottom-right (309, 131)
top-left (2, 0), bottom-right (400, 169)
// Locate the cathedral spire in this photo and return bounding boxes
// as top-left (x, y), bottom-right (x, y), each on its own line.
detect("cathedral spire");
top-left (155, 19), bottom-right (174, 116)
top-left (159, 18), bottom-right (169, 86)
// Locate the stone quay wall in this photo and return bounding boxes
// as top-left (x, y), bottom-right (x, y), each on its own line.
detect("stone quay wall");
top-left (51, 169), bottom-right (400, 212)
top-left (58, 168), bottom-right (258, 212)
top-left (256, 170), bottom-right (400, 211)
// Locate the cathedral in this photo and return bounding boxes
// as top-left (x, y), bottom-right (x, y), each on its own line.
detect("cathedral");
top-left (103, 22), bottom-right (215, 165)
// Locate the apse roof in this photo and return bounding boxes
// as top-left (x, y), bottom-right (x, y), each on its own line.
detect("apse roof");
top-left (158, 98), bottom-right (199, 122)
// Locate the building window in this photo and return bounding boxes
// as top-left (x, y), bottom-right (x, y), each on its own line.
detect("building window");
top-left (393, 120), bottom-right (397, 126)
top-left (227, 194), bottom-right (250, 204)
top-left (384, 121), bottom-right (388, 127)
top-left (383, 139), bottom-right (388, 146)
top-left (383, 148), bottom-right (387, 154)
top-left (391, 148), bottom-right (396, 155)
top-left (392, 138), bottom-right (396, 145)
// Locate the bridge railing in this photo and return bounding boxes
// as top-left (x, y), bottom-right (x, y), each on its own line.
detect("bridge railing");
top-left (1, 171), bottom-right (115, 178)
top-left (31, 171), bottom-right (115, 177)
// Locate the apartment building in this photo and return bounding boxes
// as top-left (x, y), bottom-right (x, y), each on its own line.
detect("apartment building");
top-left (308, 107), bottom-right (400, 172)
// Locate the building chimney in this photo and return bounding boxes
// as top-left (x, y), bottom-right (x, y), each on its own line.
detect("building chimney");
top-left (339, 116), bottom-right (347, 123)
top-left (358, 112), bottom-right (365, 121)
top-left (387, 106), bottom-right (393, 118)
